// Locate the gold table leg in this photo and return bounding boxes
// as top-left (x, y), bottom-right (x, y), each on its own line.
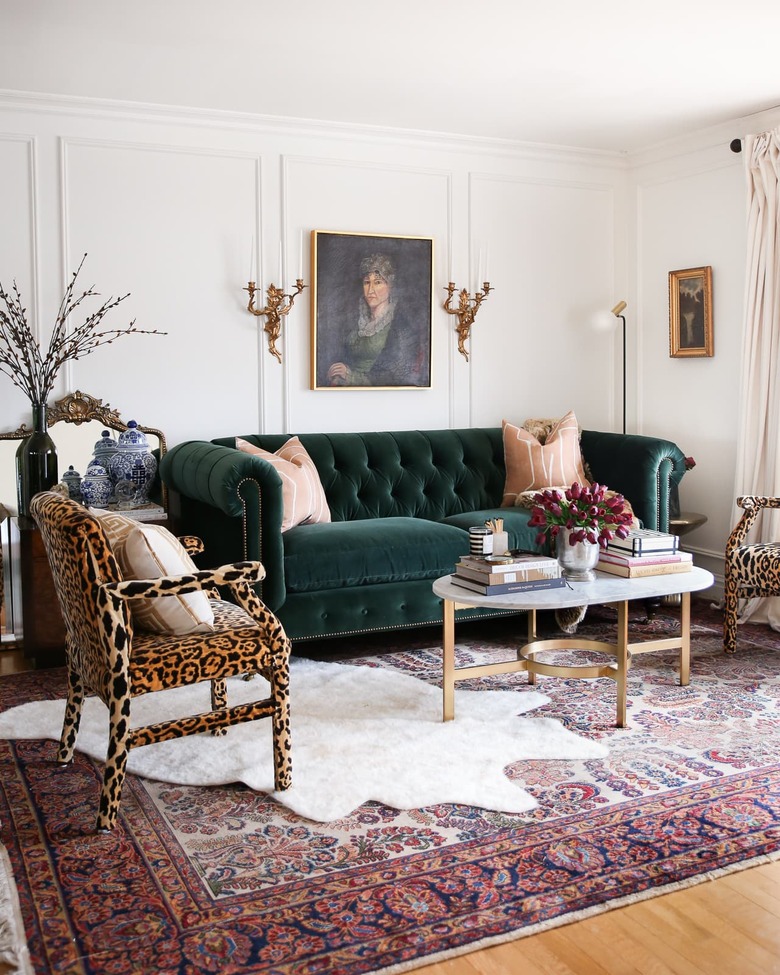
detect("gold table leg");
top-left (679, 591), bottom-right (691, 685)
top-left (442, 597), bottom-right (456, 722)
top-left (616, 599), bottom-right (628, 728)
top-left (440, 592), bottom-right (693, 727)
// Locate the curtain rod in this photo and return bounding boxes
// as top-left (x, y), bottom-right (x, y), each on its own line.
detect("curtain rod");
top-left (730, 139), bottom-right (742, 153)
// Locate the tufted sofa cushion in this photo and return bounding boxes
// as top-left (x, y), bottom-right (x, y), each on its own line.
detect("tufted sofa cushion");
top-left (283, 517), bottom-right (469, 593)
top-left (215, 428), bottom-right (507, 523)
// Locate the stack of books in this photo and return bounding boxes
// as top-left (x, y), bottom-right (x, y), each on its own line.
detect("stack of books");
top-left (451, 551), bottom-right (565, 595)
top-left (598, 528), bottom-right (692, 577)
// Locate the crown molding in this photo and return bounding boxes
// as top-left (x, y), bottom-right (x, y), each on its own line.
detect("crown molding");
top-left (0, 89), bottom-right (628, 170)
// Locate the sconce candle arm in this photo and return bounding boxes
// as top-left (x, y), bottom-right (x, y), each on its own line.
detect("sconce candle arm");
top-left (244, 279), bottom-right (307, 363)
top-left (443, 281), bottom-right (493, 362)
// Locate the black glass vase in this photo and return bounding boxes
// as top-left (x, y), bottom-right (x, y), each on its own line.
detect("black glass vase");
top-left (16, 403), bottom-right (58, 517)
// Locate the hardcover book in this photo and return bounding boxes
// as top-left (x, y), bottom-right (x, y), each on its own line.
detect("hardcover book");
top-left (606, 528), bottom-right (679, 557)
top-left (451, 574), bottom-right (567, 596)
top-left (598, 549), bottom-right (692, 568)
top-left (458, 552), bottom-right (559, 574)
top-left (596, 558), bottom-right (692, 578)
top-left (454, 563), bottom-right (561, 585)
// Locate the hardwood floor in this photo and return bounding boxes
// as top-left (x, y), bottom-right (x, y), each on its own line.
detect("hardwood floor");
top-left (1, 646), bottom-right (778, 975)
top-left (412, 859), bottom-right (780, 974)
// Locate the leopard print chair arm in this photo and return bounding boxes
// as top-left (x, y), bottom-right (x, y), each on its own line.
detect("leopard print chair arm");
top-left (178, 535), bottom-right (205, 555)
top-left (103, 560), bottom-right (266, 600)
top-left (727, 496), bottom-right (780, 554)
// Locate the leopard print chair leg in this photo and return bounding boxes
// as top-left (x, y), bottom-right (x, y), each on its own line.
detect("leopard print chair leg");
top-left (723, 495), bottom-right (780, 653)
top-left (57, 663), bottom-right (86, 764)
top-left (30, 491), bottom-right (292, 832)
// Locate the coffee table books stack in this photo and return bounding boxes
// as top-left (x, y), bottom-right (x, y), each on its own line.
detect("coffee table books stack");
top-left (452, 551), bottom-right (564, 595)
top-left (597, 527), bottom-right (693, 578)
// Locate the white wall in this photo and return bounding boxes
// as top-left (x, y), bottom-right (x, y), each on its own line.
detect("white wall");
top-left (631, 108), bottom-right (780, 590)
top-left (0, 91), bottom-right (627, 508)
top-left (5, 89), bottom-right (780, 597)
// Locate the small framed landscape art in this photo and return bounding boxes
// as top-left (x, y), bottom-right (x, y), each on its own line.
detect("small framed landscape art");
top-left (669, 266), bottom-right (713, 358)
top-left (311, 230), bottom-right (433, 389)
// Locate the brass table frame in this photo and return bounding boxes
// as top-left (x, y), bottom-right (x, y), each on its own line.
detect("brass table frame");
top-left (434, 569), bottom-right (714, 727)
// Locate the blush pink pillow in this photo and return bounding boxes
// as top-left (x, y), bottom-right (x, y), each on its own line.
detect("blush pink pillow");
top-left (236, 436), bottom-right (331, 532)
top-left (501, 410), bottom-right (589, 507)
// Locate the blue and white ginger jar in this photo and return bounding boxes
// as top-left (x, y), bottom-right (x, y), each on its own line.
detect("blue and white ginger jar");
top-left (108, 421), bottom-right (157, 504)
top-left (62, 465), bottom-right (82, 501)
top-left (80, 463), bottom-right (113, 508)
top-left (89, 430), bottom-right (119, 472)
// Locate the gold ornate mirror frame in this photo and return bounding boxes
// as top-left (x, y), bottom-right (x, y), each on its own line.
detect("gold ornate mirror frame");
top-left (0, 389), bottom-right (167, 451)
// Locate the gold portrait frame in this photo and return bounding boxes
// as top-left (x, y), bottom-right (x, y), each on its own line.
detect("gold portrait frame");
top-left (310, 230), bottom-right (434, 390)
top-left (669, 266), bottom-right (713, 358)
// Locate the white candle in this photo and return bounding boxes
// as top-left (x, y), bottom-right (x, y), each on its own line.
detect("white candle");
top-left (248, 237), bottom-right (255, 282)
top-left (299, 231), bottom-right (304, 280)
top-left (477, 248), bottom-right (483, 291)
top-left (278, 242), bottom-right (283, 284)
top-left (484, 246), bottom-right (490, 285)
top-left (448, 248), bottom-right (453, 284)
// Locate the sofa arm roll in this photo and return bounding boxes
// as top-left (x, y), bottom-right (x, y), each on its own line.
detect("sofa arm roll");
top-left (159, 441), bottom-right (287, 610)
top-left (580, 430), bottom-right (686, 532)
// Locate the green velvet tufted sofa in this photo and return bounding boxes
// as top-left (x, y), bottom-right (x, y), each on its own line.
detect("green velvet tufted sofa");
top-left (160, 427), bottom-right (687, 645)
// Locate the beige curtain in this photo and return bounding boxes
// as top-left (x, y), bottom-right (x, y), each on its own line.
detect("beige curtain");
top-left (733, 126), bottom-right (780, 627)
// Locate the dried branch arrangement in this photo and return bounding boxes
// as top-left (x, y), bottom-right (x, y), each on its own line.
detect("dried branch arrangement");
top-left (0, 254), bottom-right (165, 404)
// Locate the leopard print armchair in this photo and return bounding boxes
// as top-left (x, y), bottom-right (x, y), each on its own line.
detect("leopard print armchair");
top-left (30, 491), bottom-right (292, 832)
top-left (723, 495), bottom-right (780, 653)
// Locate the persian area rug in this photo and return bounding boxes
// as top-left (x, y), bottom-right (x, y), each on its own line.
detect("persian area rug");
top-left (1, 601), bottom-right (780, 975)
top-left (0, 659), bottom-right (606, 823)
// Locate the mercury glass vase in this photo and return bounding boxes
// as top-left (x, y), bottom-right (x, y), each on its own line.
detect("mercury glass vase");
top-left (555, 533), bottom-right (600, 581)
top-left (16, 402), bottom-right (58, 517)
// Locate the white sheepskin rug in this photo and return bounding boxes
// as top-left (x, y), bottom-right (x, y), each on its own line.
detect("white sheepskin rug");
top-left (0, 658), bottom-right (607, 823)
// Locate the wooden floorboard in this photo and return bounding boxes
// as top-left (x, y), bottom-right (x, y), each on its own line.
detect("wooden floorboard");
top-left (411, 862), bottom-right (780, 975)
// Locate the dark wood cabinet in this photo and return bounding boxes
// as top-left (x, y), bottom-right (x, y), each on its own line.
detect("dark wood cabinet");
top-left (16, 516), bottom-right (67, 668)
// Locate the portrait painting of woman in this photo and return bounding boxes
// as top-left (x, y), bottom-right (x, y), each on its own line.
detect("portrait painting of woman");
top-left (311, 231), bottom-right (433, 389)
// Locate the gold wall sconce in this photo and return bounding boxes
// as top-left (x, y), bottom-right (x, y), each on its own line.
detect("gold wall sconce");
top-left (443, 281), bottom-right (494, 361)
top-left (244, 279), bottom-right (306, 363)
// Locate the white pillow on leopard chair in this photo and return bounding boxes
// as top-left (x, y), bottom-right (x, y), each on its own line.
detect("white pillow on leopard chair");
top-left (91, 509), bottom-right (214, 634)
top-left (120, 524), bottom-right (215, 634)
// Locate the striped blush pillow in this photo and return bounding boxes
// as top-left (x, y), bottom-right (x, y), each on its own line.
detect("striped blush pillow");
top-left (501, 410), bottom-right (590, 507)
top-left (236, 436), bottom-right (331, 532)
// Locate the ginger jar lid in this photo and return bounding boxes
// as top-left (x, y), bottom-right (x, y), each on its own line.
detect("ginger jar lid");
top-left (116, 420), bottom-right (150, 451)
top-left (92, 429), bottom-right (118, 458)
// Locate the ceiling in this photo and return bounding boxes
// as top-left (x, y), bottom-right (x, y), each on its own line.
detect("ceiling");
top-left (2, 0), bottom-right (780, 153)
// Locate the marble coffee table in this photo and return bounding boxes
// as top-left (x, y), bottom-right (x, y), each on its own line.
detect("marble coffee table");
top-left (432, 566), bottom-right (715, 727)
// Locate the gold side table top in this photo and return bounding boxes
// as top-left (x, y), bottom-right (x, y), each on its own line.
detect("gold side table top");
top-left (669, 510), bottom-right (707, 537)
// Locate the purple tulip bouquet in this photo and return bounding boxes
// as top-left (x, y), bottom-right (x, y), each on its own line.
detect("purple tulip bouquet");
top-left (529, 481), bottom-right (633, 549)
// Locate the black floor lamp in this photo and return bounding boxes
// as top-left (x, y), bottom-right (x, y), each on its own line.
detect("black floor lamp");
top-left (611, 301), bottom-right (627, 434)
top-left (592, 300), bottom-right (628, 434)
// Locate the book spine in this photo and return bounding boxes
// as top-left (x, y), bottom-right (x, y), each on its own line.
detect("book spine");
top-left (598, 551), bottom-right (691, 567)
top-left (458, 555), bottom-right (559, 573)
top-left (454, 564), bottom-right (561, 585)
top-left (452, 575), bottom-right (567, 595)
top-left (597, 560), bottom-right (692, 577)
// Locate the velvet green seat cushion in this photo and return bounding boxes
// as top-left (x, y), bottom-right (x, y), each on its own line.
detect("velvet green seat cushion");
top-left (440, 508), bottom-right (543, 554)
top-left (283, 517), bottom-right (469, 593)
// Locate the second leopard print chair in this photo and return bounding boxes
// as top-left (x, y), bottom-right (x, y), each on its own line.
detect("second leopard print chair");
top-left (723, 495), bottom-right (780, 653)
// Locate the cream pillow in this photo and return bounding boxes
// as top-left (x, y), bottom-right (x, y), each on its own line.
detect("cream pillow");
top-left (501, 410), bottom-right (589, 507)
top-left (236, 436), bottom-right (330, 532)
top-left (92, 510), bottom-right (214, 634)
